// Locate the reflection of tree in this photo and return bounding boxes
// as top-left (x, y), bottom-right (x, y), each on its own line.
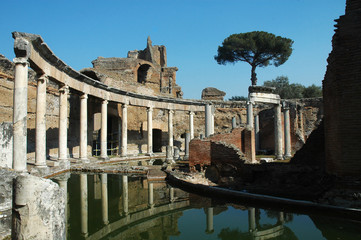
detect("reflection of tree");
top-left (217, 228), bottom-right (252, 240)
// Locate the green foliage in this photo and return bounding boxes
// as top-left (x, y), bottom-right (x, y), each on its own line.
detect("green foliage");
top-left (229, 96), bottom-right (248, 101)
top-left (215, 31), bottom-right (293, 85)
top-left (263, 76), bottom-right (322, 99)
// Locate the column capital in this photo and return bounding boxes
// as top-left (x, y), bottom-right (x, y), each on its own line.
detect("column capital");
top-left (168, 109), bottom-right (174, 114)
top-left (102, 99), bottom-right (108, 105)
top-left (122, 103), bottom-right (128, 109)
top-left (147, 106), bottom-right (153, 112)
top-left (37, 74), bottom-right (48, 84)
top-left (80, 93), bottom-right (88, 99)
top-left (189, 111), bottom-right (195, 115)
top-left (59, 85), bottom-right (69, 94)
top-left (13, 57), bottom-right (29, 66)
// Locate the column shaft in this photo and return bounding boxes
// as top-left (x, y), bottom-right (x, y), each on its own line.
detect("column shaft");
top-left (58, 86), bottom-right (69, 161)
top-left (147, 107), bottom-right (153, 155)
top-left (100, 100), bottom-right (108, 159)
top-left (248, 207), bottom-right (256, 232)
top-left (13, 58), bottom-right (28, 172)
top-left (148, 182), bottom-right (154, 207)
top-left (255, 114), bottom-right (260, 152)
top-left (284, 107), bottom-right (292, 158)
top-left (274, 104), bottom-right (283, 159)
top-left (168, 110), bottom-right (174, 146)
top-left (122, 175), bottom-right (128, 215)
top-left (232, 117), bottom-right (237, 129)
top-left (35, 75), bottom-right (47, 167)
top-left (205, 104), bottom-right (212, 137)
top-left (247, 101), bottom-right (254, 129)
top-left (206, 207), bottom-right (214, 234)
top-left (184, 132), bottom-right (190, 160)
top-left (80, 94), bottom-right (88, 161)
top-left (101, 174), bottom-right (109, 225)
top-left (80, 174), bottom-right (88, 237)
top-left (121, 104), bottom-right (128, 156)
top-left (189, 111), bottom-right (194, 139)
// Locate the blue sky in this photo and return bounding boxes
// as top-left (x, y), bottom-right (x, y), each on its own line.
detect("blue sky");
top-left (1, 0), bottom-right (345, 99)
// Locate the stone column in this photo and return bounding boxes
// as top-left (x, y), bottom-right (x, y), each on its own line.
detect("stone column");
top-left (274, 104), bottom-right (283, 159)
top-left (184, 132), bottom-right (190, 160)
top-left (205, 104), bottom-right (212, 137)
top-left (283, 105), bottom-right (292, 158)
top-left (211, 107), bottom-right (215, 135)
top-left (101, 174), bottom-right (109, 225)
top-left (147, 107), bottom-right (153, 155)
top-left (100, 100), bottom-right (108, 160)
top-left (35, 75), bottom-right (48, 168)
top-left (232, 117), bottom-right (237, 129)
top-left (168, 110), bottom-right (174, 147)
top-left (189, 111), bottom-right (194, 139)
top-left (254, 114), bottom-right (260, 152)
top-left (121, 104), bottom-right (128, 157)
top-left (148, 181), bottom-right (154, 208)
top-left (13, 57), bottom-right (29, 172)
top-left (169, 187), bottom-right (175, 203)
top-left (205, 207), bottom-right (214, 234)
top-left (247, 101), bottom-right (254, 129)
top-left (58, 85), bottom-right (69, 163)
top-left (122, 175), bottom-right (128, 215)
top-left (80, 174), bottom-right (88, 237)
top-left (79, 93), bottom-right (88, 162)
top-left (248, 207), bottom-right (256, 232)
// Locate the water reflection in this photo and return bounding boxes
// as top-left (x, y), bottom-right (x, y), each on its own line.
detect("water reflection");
top-left (53, 173), bottom-right (361, 240)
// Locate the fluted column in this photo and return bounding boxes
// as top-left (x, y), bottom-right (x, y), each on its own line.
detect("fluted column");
top-left (80, 93), bottom-right (88, 162)
top-left (147, 107), bottom-right (153, 155)
top-left (283, 105), bottom-right (292, 158)
top-left (121, 104), bottom-right (128, 156)
top-left (101, 174), bottom-right (109, 225)
top-left (247, 101), bottom-right (254, 129)
top-left (35, 74), bottom-right (47, 168)
top-left (13, 57), bottom-right (29, 172)
top-left (58, 85), bottom-right (69, 162)
top-left (274, 104), bottom-right (283, 159)
top-left (80, 174), bottom-right (88, 237)
top-left (189, 111), bottom-right (194, 139)
top-left (100, 100), bottom-right (108, 159)
top-left (205, 104), bottom-right (212, 137)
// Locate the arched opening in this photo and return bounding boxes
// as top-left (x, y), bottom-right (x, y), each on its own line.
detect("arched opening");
top-left (137, 64), bottom-right (151, 84)
top-left (152, 129), bottom-right (162, 153)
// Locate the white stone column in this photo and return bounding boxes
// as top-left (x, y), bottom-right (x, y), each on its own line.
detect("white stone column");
top-left (211, 106), bottom-right (215, 135)
top-left (35, 75), bottom-right (47, 168)
top-left (205, 207), bottom-right (214, 234)
top-left (205, 104), bottom-right (212, 137)
top-left (255, 114), bottom-right (260, 152)
top-left (13, 57), bottom-right (29, 172)
top-left (189, 111), bottom-right (194, 139)
top-left (101, 174), bottom-right (109, 225)
top-left (147, 107), bottom-right (153, 155)
top-left (232, 117), bottom-right (237, 129)
top-left (274, 104), bottom-right (283, 159)
top-left (58, 85), bottom-right (69, 162)
top-left (122, 175), bottom-right (128, 215)
top-left (283, 105), bottom-right (292, 158)
top-left (121, 104), bottom-right (128, 157)
top-left (168, 110), bottom-right (174, 147)
top-left (184, 132), bottom-right (190, 160)
top-left (80, 174), bottom-right (88, 237)
top-left (148, 181), bottom-right (154, 208)
top-left (80, 93), bottom-right (88, 162)
top-left (247, 101), bottom-right (254, 129)
top-left (100, 100), bottom-right (108, 159)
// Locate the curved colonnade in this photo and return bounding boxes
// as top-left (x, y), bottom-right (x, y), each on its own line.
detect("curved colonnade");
top-left (12, 32), bottom-right (210, 172)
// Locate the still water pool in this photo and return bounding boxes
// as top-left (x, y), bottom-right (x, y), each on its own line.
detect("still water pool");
top-left (53, 173), bottom-right (361, 240)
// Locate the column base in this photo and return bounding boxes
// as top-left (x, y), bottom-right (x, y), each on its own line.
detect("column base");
top-left (146, 152), bottom-right (153, 156)
top-left (275, 155), bottom-right (284, 160)
top-left (284, 154), bottom-right (292, 159)
top-left (80, 158), bottom-right (90, 163)
top-left (31, 165), bottom-right (50, 175)
top-left (58, 159), bottom-right (70, 168)
top-left (100, 155), bottom-right (109, 161)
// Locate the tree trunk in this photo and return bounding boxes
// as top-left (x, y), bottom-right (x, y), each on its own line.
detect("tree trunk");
top-left (251, 65), bottom-right (257, 85)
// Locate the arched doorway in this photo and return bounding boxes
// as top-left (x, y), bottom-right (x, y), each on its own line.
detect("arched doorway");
top-left (137, 64), bottom-right (151, 84)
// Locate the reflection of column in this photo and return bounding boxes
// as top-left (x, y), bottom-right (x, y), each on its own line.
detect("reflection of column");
top-left (278, 212), bottom-right (285, 224)
top-left (100, 100), bottom-right (108, 159)
top-left (184, 132), bottom-right (190, 160)
top-left (80, 174), bottom-right (88, 237)
top-left (13, 57), bottom-right (29, 172)
top-left (254, 114), bottom-right (260, 152)
top-left (274, 104), bottom-right (283, 159)
top-left (122, 175), bottom-right (128, 215)
top-left (247, 101), bottom-right (254, 129)
top-left (169, 187), bottom-right (174, 203)
top-left (148, 182), bottom-right (154, 208)
top-left (121, 104), bottom-right (128, 157)
top-left (35, 74), bottom-right (47, 168)
top-left (147, 107), bottom-right (153, 155)
top-left (80, 93), bottom-right (88, 162)
top-left (248, 207), bottom-right (256, 232)
top-left (57, 173), bottom-right (70, 238)
top-left (205, 104), bottom-right (212, 137)
top-left (283, 105), bottom-right (292, 158)
top-left (205, 207), bottom-right (214, 234)
top-left (101, 174), bottom-right (109, 225)
top-left (189, 111), bottom-right (194, 139)
top-left (58, 85), bottom-right (69, 162)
